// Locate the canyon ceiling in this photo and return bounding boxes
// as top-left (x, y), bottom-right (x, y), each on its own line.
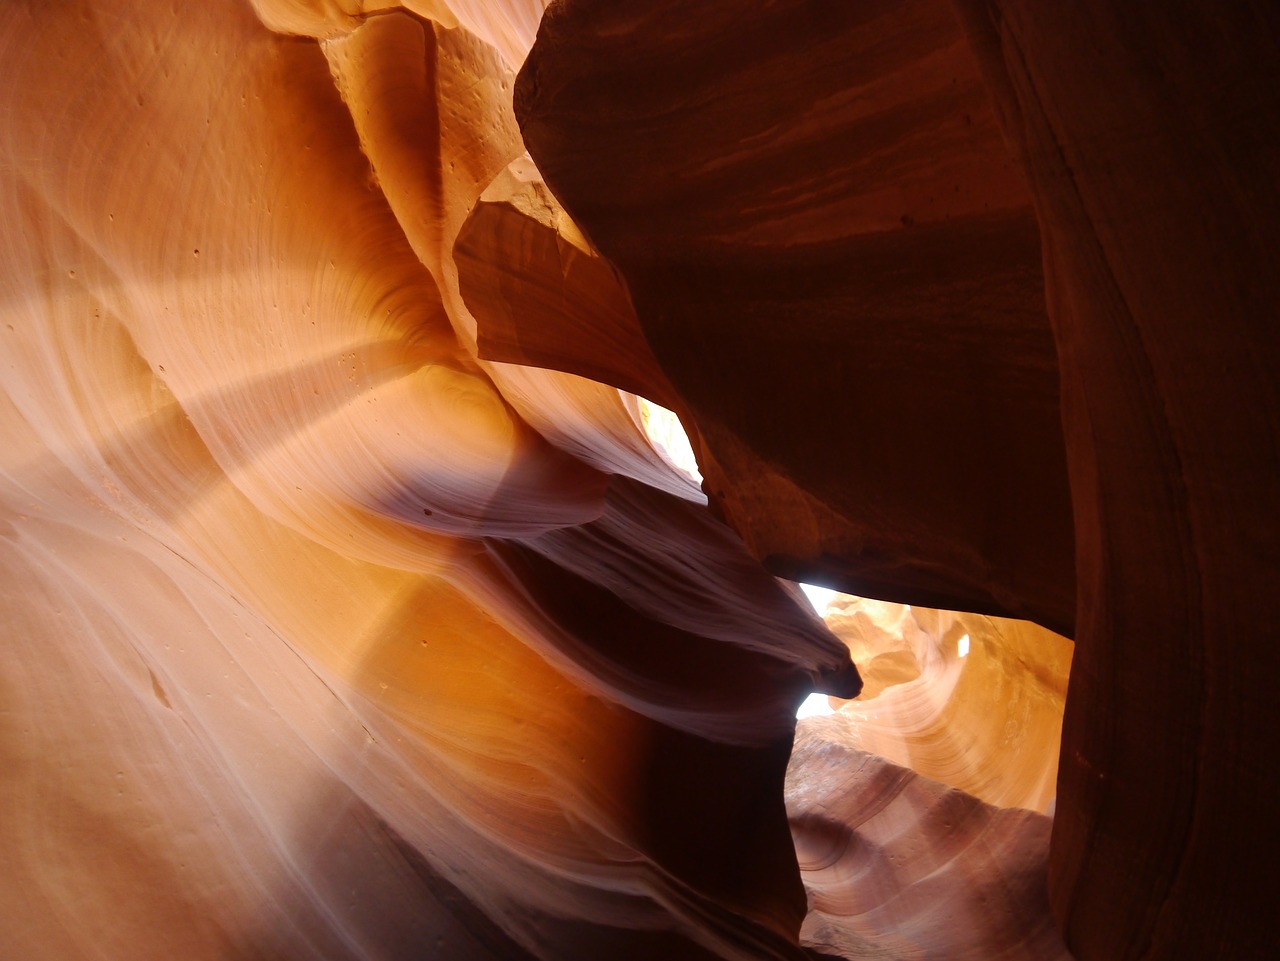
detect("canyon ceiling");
top-left (1, 2), bottom-right (1275, 960)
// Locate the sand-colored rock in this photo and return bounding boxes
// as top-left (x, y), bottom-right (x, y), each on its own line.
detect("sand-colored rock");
top-left (250, 0), bottom-right (548, 70)
top-left (823, 596), bottom-right (1071, 814)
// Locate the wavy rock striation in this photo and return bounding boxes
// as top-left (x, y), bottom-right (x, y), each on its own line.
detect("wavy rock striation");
top-left (822, 596), bottom-right (1070, 814)
top-left (950, 5), bottom-right (1280, 958)
top-left (0, 3), bottom-right (852, 960)
top-left (788, 720), bottom-right (1069, 961)
top-left (3, 0), bottom-right (1274, 960)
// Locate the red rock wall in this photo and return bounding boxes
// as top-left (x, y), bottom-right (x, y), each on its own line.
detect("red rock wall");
top-left (788, 721), bottom-right (1070, 961)
top-left (4, 0), bottom-right (1274, 959)
top-left (950, 4), bottom-right (1280, 958)
top-left (516, 0), bottom-right (1077, 637)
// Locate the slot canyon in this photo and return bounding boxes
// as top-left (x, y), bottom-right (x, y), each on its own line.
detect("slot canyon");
top-left (1, 2), bottom-right (1275, 959)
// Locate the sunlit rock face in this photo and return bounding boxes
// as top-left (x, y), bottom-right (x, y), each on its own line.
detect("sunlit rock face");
top-left (782, 594), bottom-right (1069, 959)
top-left (0, 2), bottom-right (857, 959)
top-left (3, 2), bottom-right (1273, 961)
top-left (787, 721), bottom-right (1070, 961)
top-left (821, 596), bottom-right (1070, 814)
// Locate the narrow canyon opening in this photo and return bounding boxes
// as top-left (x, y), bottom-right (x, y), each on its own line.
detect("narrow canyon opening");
top-left (635, 389), bottom-right (1072, 955)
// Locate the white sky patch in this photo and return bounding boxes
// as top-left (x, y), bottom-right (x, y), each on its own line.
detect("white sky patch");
top-left (637, 398), bottom-right (703, 483)
top-left (798, 582), bottom-right (836, 615)
top-left (796, 583), bottom-right (840, 717)
top-left (632, 411), bottom-right (842, 719)
top-left (958, 633), bottom-right (970, 658)
top-left (796, 692), bottom-right (834, 719)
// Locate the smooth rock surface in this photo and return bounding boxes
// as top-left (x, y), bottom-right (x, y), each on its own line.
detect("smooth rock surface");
top-left (787, 720), bottom-right (1070, 961)
top-left (5, 0), bottom-right (1274, 960)
top-left (951, 4), bottom-right (1280, 958)
top-left (822, 596), bottom-right (1070, 814)
top-left (0, 3), bottom-right (852, 959)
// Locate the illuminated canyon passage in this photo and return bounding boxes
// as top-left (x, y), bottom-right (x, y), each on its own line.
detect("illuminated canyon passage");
top-left (2, 2), bottom-right (1276, 960)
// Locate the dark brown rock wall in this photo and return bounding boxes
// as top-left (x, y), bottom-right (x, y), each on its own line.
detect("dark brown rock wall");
top-left (516, 0), bottom-right (1077, 636)
top-left (950, 4), bottom-right (1280, 958)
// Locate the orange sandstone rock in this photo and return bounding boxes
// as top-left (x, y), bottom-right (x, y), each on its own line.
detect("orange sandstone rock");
top-left (824, 596), bottom-right (1071, 814)
top-left (0, 2), bottom-right (855, 959)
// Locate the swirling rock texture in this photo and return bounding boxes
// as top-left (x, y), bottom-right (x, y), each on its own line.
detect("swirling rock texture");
top-left (819, 596), bottom-right (1071, 814)
top-left (787, 722), bottom-right (1069, 961)
top-left (1, 4), bottom-right (1274, 961)
top-left (0, 3), bottom-right (855, 960)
